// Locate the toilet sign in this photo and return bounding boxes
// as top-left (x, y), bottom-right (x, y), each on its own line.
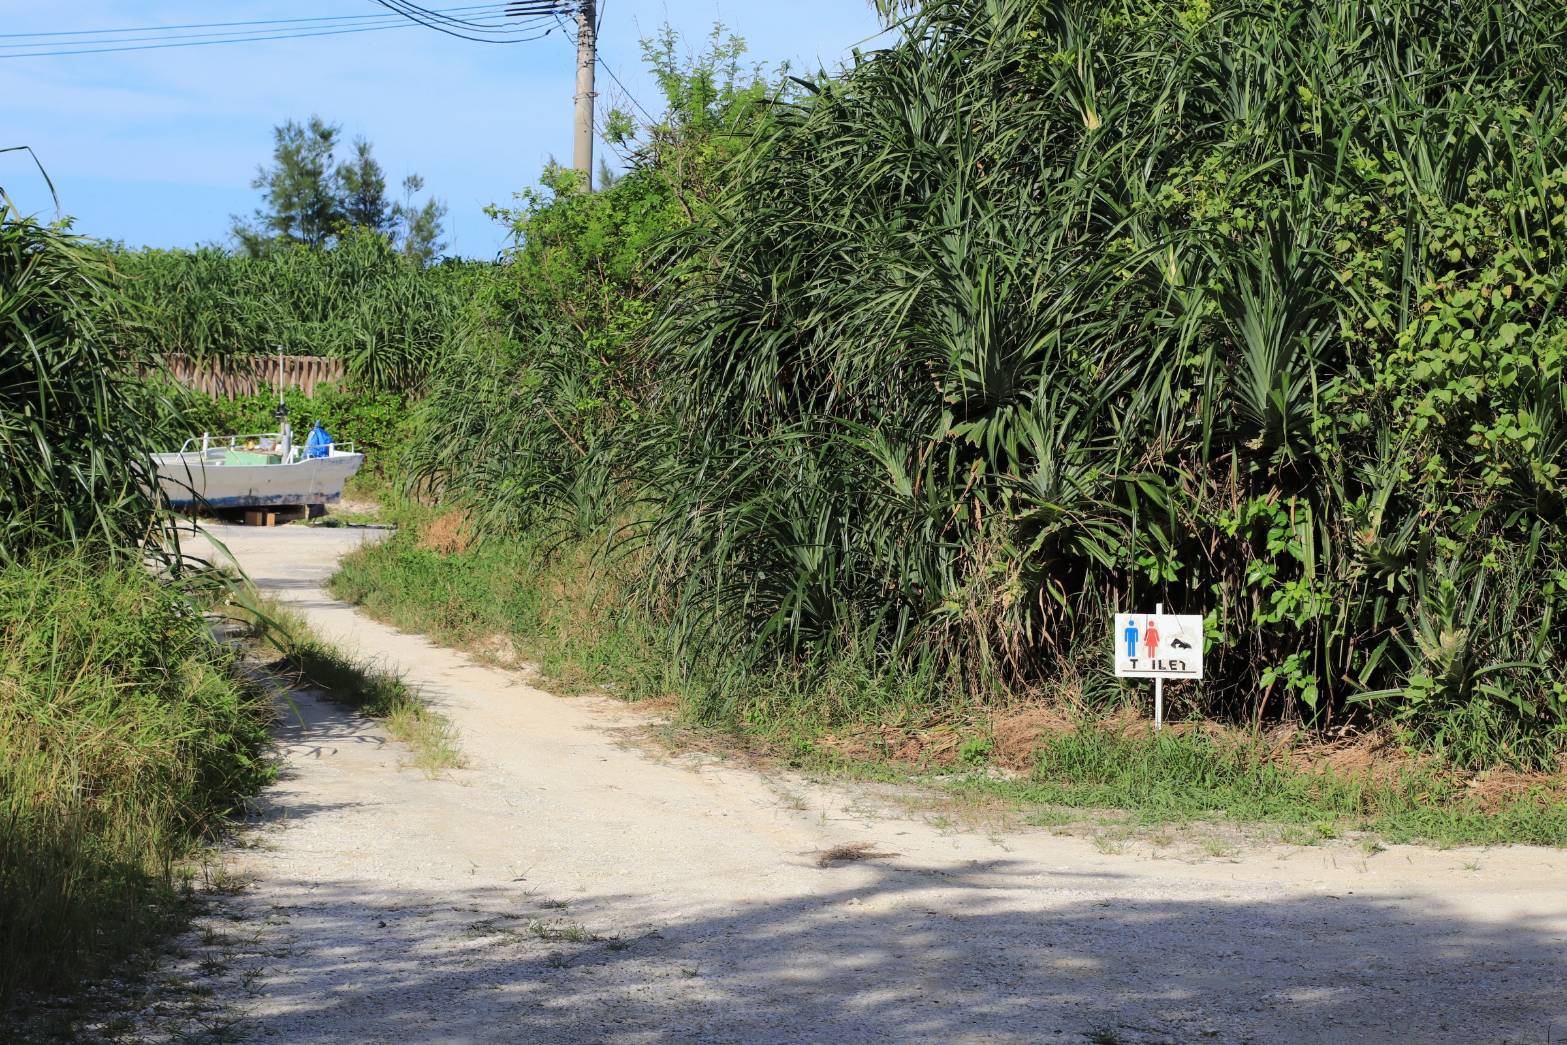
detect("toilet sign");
top-left (1114, 612), bottom-right (1204, 680)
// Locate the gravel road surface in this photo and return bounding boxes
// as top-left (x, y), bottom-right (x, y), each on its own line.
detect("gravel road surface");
top-left (123, 523), bottom-right (1567, 1044)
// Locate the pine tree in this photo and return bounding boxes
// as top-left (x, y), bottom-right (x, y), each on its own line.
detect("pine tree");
top-left (232, 117), bottom-right (445, 263)
top-left (392, 175), bottom-right (448, 266)
top-left (337, 138), bottom-right (395, 237)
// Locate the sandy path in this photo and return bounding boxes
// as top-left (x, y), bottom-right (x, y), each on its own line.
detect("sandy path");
top-left (150, 523), bottom-right (1567, 1043)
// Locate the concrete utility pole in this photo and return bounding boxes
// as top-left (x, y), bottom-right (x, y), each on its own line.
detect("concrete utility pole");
top-left (574, 0), bottom-right (597, 191)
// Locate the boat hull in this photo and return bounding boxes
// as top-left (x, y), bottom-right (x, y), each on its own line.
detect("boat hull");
top-left (153, 450), bottom-right (365, 510)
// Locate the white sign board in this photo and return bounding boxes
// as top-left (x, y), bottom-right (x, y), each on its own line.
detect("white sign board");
top-left (1113, 613), bottom-right (1203, 680)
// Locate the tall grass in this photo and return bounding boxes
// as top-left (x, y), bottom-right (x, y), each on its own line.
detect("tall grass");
top-left (0, 559), bottom-right (272, 1001)
top-left (329, 521), bottom-right (679, 701)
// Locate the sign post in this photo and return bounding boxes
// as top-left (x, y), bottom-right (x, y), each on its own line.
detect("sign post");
top-left (1113, 606), bottom-right (1203, 731)
top-left (1154, 603), bottom-right (1164, 731)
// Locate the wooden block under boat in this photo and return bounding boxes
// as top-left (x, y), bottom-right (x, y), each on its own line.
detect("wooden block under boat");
top-left (242, 506), bottom-right (307, 527)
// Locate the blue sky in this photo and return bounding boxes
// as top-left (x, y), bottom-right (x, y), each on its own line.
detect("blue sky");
top-left (3, 2), bottom-right (888, 257)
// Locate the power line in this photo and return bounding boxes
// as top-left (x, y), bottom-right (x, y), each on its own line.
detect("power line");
top-left (413, 0), bottom-right (567, 28)
top-left (9, 1), bottom-right (601, 197)
top-left (0, 13), bottom-right (507, 52)
top-left (0, 3), bottom-right (565, 57)
top-left (598, 53), bottom-right (655, 123)
top-left (1, 8), bottom-right (560, 59)
top-left (368, 0), bottom-right (596, 189)
top-left (506, 3), bottom-right (577, 15)
top-left (1, 23), bottom-right (417, 59)
top-left (552, 11), bottom-right (655, 124)
top-left (0, 4), bottom-right (511, 40)
top-left (369, 0), bottom-right (567, 42)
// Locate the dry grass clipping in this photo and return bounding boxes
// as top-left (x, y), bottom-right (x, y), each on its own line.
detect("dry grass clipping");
top-left (812, 842), bottom-right (901, 867)
top-left (819, 720), bottom-right (970, 766)
top-left (418, 509), bottom-right (473, 556)
top-left (990, 705), bottom-right (1075, 769)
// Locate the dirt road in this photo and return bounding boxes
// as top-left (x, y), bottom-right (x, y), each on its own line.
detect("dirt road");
top-left (135, 523), bottom-right (1567, 1043)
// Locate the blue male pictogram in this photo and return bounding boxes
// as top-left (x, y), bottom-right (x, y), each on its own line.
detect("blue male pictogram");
top-left (1123, 617), bottom-right (1139, 659)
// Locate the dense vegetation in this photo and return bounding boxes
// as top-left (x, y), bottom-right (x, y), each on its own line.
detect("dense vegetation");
top-left (642, 0), bottom-right (1567, 767)
top-left (91, 116), bottom-right (469, 397)
top-left (106, 230), bottom-right (478, 392)
top-left (403, 26), bottom-right (769, 533)
top-left (397, 0), bottom-right (1567, 771)
top-left (0, 209), bottom-right (271, 1003)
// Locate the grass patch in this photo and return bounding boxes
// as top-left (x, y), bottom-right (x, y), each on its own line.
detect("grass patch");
top-left (0, 558), bottom-right (273, 1005)
top-left (305, 509), bottom-right (392, 529)
top-left (329, 524), bottom-right (1567, 848)
top-left (257, 600), bottom-right (462, 774)
top-left (329, 524), bottom-right (678, 702)
top-left (942, 726), bottom-right (1567, 848)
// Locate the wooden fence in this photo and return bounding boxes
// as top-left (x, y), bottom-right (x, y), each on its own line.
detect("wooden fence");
top-left (155, 353), bottom-right (347, 399)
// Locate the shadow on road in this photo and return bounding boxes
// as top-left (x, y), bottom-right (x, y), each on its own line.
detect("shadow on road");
top-left (206, 860), bottom-right (1567, 1043)
top-left (196, 583), bottom-right (1567, 1043)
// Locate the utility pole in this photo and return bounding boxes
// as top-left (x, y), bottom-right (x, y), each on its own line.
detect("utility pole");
top-left (504, 1), bottom-right (597, 191)
top-left (573, 0), bottom-right (597, 191)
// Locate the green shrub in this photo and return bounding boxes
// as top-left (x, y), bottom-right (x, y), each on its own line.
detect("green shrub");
top-left (403, 28), bottom-right (770, 536)
top-left (1, 176), bottom-right (273, 1010)
top-left (0, 559), bottom-right (272, 1001)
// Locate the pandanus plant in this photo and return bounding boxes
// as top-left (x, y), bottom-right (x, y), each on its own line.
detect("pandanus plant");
top-left (0, 201), bottom-right (178, 563)
top-left (622, 0), bottom-right (1567, 762)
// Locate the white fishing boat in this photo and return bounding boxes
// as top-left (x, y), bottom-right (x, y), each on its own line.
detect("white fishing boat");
top-left (153, 348), bottom-right (364, 513)
top-left (152, 430), bottom-right (364, 512)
